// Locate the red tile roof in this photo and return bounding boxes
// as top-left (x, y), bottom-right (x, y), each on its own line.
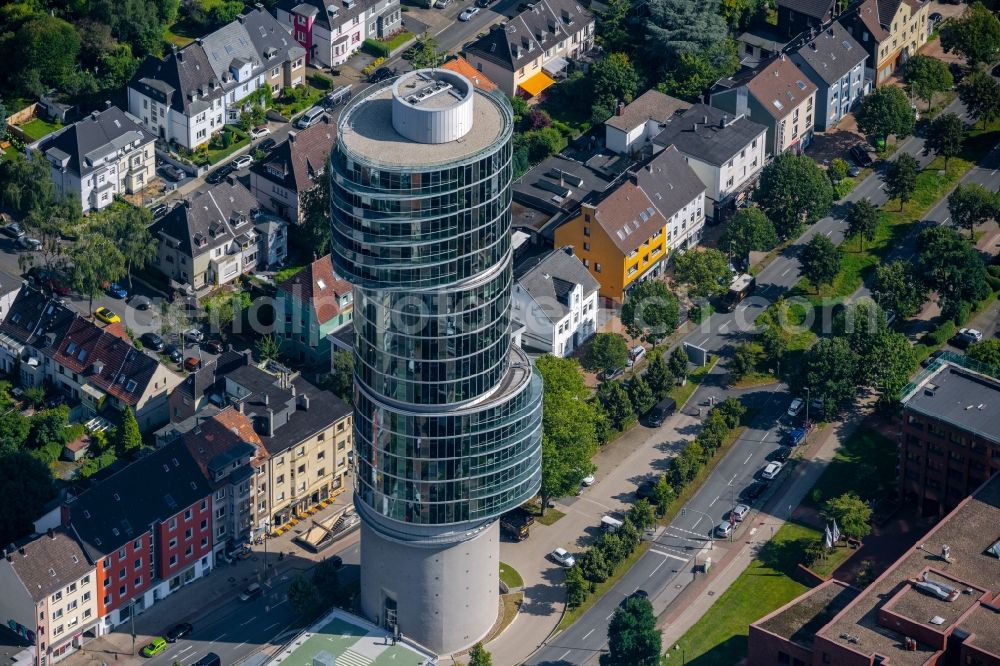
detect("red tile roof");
top-left (52, 316), bottom-right (161, 407)
top-left (441, 56), bottom-right (498, 92)
top-left (180, 407), bottom-right (268, 481)
top-left (277, 255), bottom-right (352, 325)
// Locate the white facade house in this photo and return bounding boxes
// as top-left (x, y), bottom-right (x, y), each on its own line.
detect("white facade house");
top-left (654, 104), bottom-right (768, 221)
top-left (512, 247), bottom-right (600, 356)
top-left (34, 106), bottom-right (155, 213)
top-left (604, 90), bottom-right (690, 157)
top-left (277, 0), bottom-right (401, 69)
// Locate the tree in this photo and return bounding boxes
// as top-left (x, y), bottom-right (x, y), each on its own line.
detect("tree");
top-left (856, 85), bottom-right (915, 145)
top-left (652, 476), bottom-right (675, 515)
top-left (590, 52), bottom-right (640, 123)
top-left (756, 153), bottom-right (834, 240)
top-left (626, 374), bottom-right (655, 415)
top-left (958, 70), bottom-right (1000, 129)
top-left (728, 343), bottom-right (761, 383)
top-left (600, 596), bottom-right (661, 666)
top-left (645, 0), bottom-right (729, 61)
top-left (70, 237), bottom-right (125, 314)
top-left (324, 350), bottom-right (354, 404)
top-left (578, 547), bottom-right (613, 584)
top-left (583, 333), bottom-right (630, 373)
top-left (288, 573), bottom-right (322, 618)
top-left (620, 280), bottom-right (680, 342)
top-left (940, 1), bottom-right (1000, 67)
top-left (874, 260), bottom-right (927, 319)
top-left (668, 346), bottom-right (689, 382)
top-left (97, 201), bottom-right (157, 287)
top-left (917, 226), bottom-right (991, 318)
top-left (1, 151), bottom-right (55, 216)
top-left (0, 411), bottom-right (30, 457)
top-left (13, 15), bottom-right (81, 95)
top-left (796, 337), bottom-right (857, 417)
top-left (596, 0), bottom-right (632, 51)
top-left (903, 54), bottom-right (953, 110)
top-left (0, 451), bottom-right (57, 547)
top-left (299, 167), bottom-right (333, 259)
top-left (536, 355), bottom-right (599, 513)
top-left (885, 153), bottom-right (918, 210)
top-left (256, 333), bottom-right (282, 363)
top-left (845, 199), bottom-right (879, 252)
top-left (828, 158), bottom-right (849, 184)
top-left (866, 331), bottom-right (916, 403)
top-left (822, 492), bottom-right (873, 540)
top-left (312, 558), bottom-right (342, 605)
top-left (948, 182), bottom-right (998, 239)
top-left (799, 234), bottom-right (842, 292)
top-left (968, 339), bottom-right (1000, 368)
top-left (467, 643), bottom-right (493, 666)
top-left (628, 499), bottom-right (656, 530)
top-left (674, 247), bottom-right (733, 298)
top-left (29, 406), bottom-right (70, 452)
top-left (644, 350), bottom-right (673, 398)
top-left (597, 380), bottom-right (635, 431)
top-left (406, 32), bottom-right (444, 69)
top-left (720, 0), bottom-right (768, 31)
top-left (658, 44), bottom-right (739, 102)
top-left (118, 406), bottom-right (142, 456)
top-left (924, 112), bottom-right (965, 167)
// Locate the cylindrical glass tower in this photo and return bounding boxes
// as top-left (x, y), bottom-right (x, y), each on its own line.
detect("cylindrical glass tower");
top-left (329, 69), bottom-right (542, 655)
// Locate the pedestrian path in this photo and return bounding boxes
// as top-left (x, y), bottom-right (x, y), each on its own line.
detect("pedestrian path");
top-left (269, 611), bottom-right (433, 666)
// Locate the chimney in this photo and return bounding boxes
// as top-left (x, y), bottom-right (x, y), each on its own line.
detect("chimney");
top-left (301, 394), bottom-right (310, 411)
top-left (720, 114), bottom-right (728, 128)
top-left (237, 399), bottom-right (245, 414)
top-left (196, 37), bottom-right (204, 46)
top-left (19, 546), bottom-right (26, 557)
top-left (91, 110), bottom-right (100, 120)
top-left (288, 131), bottom-right (297, 144)
top-left (942, 544), bottom-right (951, 562)
top-left (267, 408), bottom-right (274, 437)
top-left (563, 246), bottom-right (573, 257)
top-left (703, 115), bottom-right (708, 125)
top-left (264, 393), bottom-right (269, 407)
top-left (104, 100), bottom-right (112, 109)
top-left (47, 528), bottom-right (55, 540)
top-left (291, 383), bottom-right (297, 397)
top-left (237, 13), bottom-right (247, 23)
top-left (616, 101), bottom-right (625, 116)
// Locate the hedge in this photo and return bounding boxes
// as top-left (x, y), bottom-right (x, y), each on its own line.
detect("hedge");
top-left (363, 38), bottom-right (390, 57)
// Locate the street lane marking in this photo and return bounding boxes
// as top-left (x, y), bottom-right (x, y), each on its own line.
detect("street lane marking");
top-left (583, 629), bottom-right (595, 640)
top-left (692, 516), bottom-right (702, 530)
top-left (744, 453), bottom-right (753, 464)
top-left (825, 230), bottom-right (833, 236)
top-left (651, 549), bottom-right (690, 563)
top-left (728, 474), bottom-right (737, 486)
top-left (606, 612), bottom-right (615, 620)
top-left (780, 266), bottom-right (793, 277)
top-left (700, 337), bottom-right (711, 347)
top-left (718, 322), bottom-right (729, 333)
top-left (264, 622), bottom-right (281, 633)
top-left (241, 617), bottom-right (256, 626)
top-left (210, 634), bottom-right (227, 643)
top-left (708, 495), bottom-right (719, 507)
top-left (234, 642), bottom-right (247, 651)
top-left (760, 430), bottom-right (770, 441)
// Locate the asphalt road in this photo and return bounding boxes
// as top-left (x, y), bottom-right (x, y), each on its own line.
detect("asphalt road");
top-left (141, 540), bottom-right (361, 666)
top-left (527, 382), bottom-right (798, 666)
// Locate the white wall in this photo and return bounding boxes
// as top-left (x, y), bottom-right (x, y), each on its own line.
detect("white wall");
top-left (667, 191), bottom-right (706, 250)
top-left (512, 283), bottom-right (598, 356)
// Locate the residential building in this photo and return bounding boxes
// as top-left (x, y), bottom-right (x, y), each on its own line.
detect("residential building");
top-left (151, 180), bottom-right (274, 292)
top-left (790, 21), bottom-right (868, 131)
top-left (274, 255), bottom-right (353, 369)
top-left (255, 212), bottom-right (288, 269)
top-left (513, 247), bottom-right (599, 356)
top-left (0, 287), bottom-right (76, 387)
top-left (128, 8), bottom-right (305, 149)
top-left (175, 407), bottom-right (270, 560)
top-left (61, 441), bottom-right (213, 630)
top-left (748, 472), bottom-right (1000, 666)
top-left (34, 106), bottom-right (155, 214)
top-left (898, 359), bottom-right (1000, 517)
top-left (49, 316), bottom-right (180, 431)
top-left (0, 268), bottom-right (23, 331)
top-left (249, 114), bottom-right (336, 223)
top-left (844, 0), bottom-right (930, 85)
top-left (737, 27), bottom-right (792, 68)
top-left (0, 529), bottom-right (99, 665)
top-left (275, 0), bottom-right (401, 69)
top-left (329, 68), bottom-right (543, 654)
top-left (653, 103), bottom-right (768, 222)
top-left (511, 151), bottom-right (620, 222)
top-left (463, 0), bottom-right (595, 97)
top-left (218, 358), bottom-right (353, 528)
top-left (604, 90), bottom-right (690, 157)
top-left (441, 55), bottom-right (498, 92)
top-left (776, 0), bottom-right (839, 38)
top-left (554, 145), bottom-right (707, 302)
top-left (711, 55), bottom-right (818, 156)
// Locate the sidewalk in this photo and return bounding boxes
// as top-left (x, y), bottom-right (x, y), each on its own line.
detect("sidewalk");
top-left (656, 407), bottom-right (867, 648)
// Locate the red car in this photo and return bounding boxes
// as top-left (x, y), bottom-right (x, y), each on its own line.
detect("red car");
top-left (183, 357), bottom-right (202, 372)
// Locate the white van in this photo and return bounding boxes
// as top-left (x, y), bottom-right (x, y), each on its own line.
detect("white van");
top-left (295, 106), bottom-right (326, 129)
top-left (601, 516), bottom-right (624, 533)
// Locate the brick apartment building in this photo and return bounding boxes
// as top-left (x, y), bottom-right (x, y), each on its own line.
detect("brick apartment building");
top-left (749, 473), bottom-right (1000, 666)
top-left (62, 441), bottom-right (213, 630)
top-left (898, 360), bottom-right (1000, 517)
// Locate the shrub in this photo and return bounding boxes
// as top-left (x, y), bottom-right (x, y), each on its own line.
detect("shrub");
top-left (361, 57), bottom-right (386, 75)
top-left (363, 38), bottom-right (390, 58)
top-left (926, 320), bottom-right (956, 346)
top-left (987, 275), bottom-right (1000, 293)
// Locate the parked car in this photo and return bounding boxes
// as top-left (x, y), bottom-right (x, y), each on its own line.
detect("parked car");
top-left (140, 332), bottom-right (164, 351)
top-left (475, 0), bottom-right (494, 6)
top-left (434, 0), bottom-right (451, 7)
top-left (929, 11), bottom-right (942, 24)
top-left (164, 344), bottom-right (183, 364)
top-left (786, 397), bottom-right (804, 417)
top-left (94, 307), bottom-right (120, 324)
top-left (771, 446), bottom-right (792, 463)
top-left (201, 339), bottom-right (224, 354)
top-left (16, 236), bottom-right (42, 251)
top-left (193, 653), bottom-right (221, 666)
top-left (1, 221), bottom-right (25, 238)
top-left (131, 295), bottom-right (152, 311)
top-left (847, 164), bottom-right (862, 177)
top-left (166, 622), bottom-right (193, 643)
top-left (730, 504), bottom-right (751, 523)
top-left (250, 126), bottom-right (271, 140)
top-left (295, 106), bottom-right (326, 129)
top-left (205, 165), bottom-right (233, 184)
top-left (714, 521), bottom-right (734, 538)
top-left (783, 427), bottom-right (808, 447)
top-left (258, 137), bottom-right (277, 152)
top-left (849, 144), bottom-right (874, 168)
top-left (323, 85), bottom-right (352, 109)
top-left (954, 328), bottom-right (983, 348)
top-left (368, 67), bottom-right (396, 83)
top-left (626, 345), bottom-right (646, 367)
top-left (230, 154), bottom-right (253, 170)
top-left (141, 638), bottom-right (168, 657)
top-left (459, 6), bottom-right (480, 20)
top-left (185, 328), bottom-right (205, 343)
top-left (149, 203), bottom-right (168, 219)
top-left (949, 62), bottom-right (965, 84)
top-left (107, 282), bottom-right (127, 299)
top-left (921, 350), bottom-right (945, 368)
top-left (184, 356), bottom-right (202, 372)
top-left (239, 583), bottom-right (262, 601)
top-left (161, 164), bottom-right (185, 182)
top-left (636, 478), bottom-right (657, 500)
top-left (580, 474), bottom-right (596, 486)
top-left (761, 461), bottom-right (783, 480)
top-left (549, 547), bottom-right (575, 567)
top-left (741, 481), bottom-right (768, 502)
top-left (601, 367), bottom-right (624, 381)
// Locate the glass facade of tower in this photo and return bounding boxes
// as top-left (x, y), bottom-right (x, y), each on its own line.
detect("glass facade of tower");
top-left (330, 81), bottom-right (542, 529)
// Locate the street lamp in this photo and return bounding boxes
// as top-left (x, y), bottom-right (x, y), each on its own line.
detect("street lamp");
top-left (671, 644), bottom-right (685, 665)
top-left (261, 518), bottom-right (271, 580)
top-left (805, 387), bottom-right (811, 425)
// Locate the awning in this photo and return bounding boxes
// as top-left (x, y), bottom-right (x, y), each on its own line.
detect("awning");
top-left (542, 56), bottom-right (568, 77)
top-left (519, 70), bottom-right (556, 98)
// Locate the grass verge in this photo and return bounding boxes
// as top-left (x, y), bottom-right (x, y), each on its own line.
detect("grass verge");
top-left (668, 356), bottom-right (718, 408)
top-left (658, 426), bottom-right (746, 528)
top-left (557, 541), bottom-right (651, 631)
top-left (499, 562), bottom-right (524, 589)
top-left (732, 371), bottom-right (780, 388)
top-left (274, 264), bottom-right (306, 284)
top-left (534, 507), bottom-right (566, 526)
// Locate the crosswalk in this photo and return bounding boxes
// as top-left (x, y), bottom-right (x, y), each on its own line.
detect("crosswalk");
top-left (335, 649), bottom-right (372, 666)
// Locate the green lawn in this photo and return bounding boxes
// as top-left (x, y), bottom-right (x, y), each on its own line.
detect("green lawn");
top-left (18, 117), bottom-right (61, 141)
top-left (802, 427), bottom-right (897, 512)
top-left (204, 129), bottom-right (250, 165)
top-left (163, 16), bottom-right (198, 47)
top-left (665, 522), bottom-right (817, 665)
top-left (274, 264), bottom-right (306, 284)
top-left (275, 82), bottom-right (327, 119)
top-left (499, 562), bottom-right (524, 589)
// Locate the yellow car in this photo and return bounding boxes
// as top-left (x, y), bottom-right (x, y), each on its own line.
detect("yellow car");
top-left (140, 637), bottom-right (168, 657)
top-left (94, 307), bottom-right (121, 324)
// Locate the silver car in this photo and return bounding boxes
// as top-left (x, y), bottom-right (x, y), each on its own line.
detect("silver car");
top-left (730, 504), bottom-right (751, 523)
